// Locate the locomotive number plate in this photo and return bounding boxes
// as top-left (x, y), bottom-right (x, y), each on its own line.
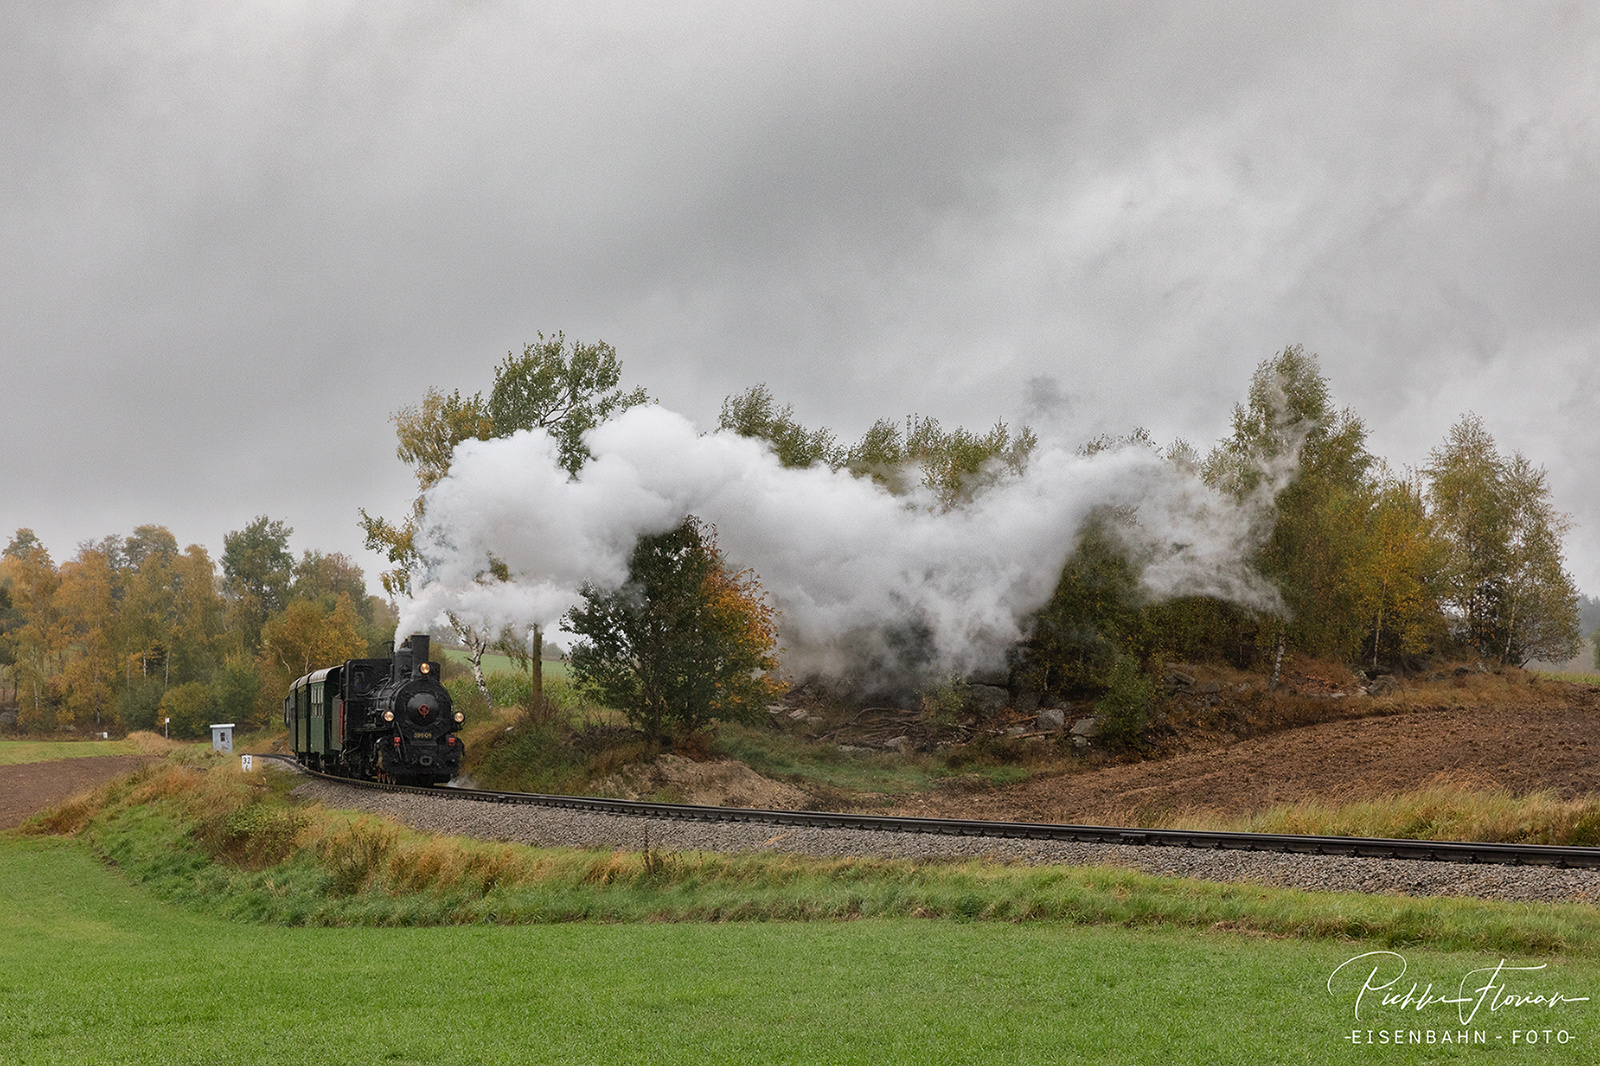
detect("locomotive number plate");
top-left (411, 731), bottom-right (434, 739)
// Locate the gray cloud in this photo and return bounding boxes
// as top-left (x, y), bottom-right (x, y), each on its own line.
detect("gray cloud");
top-left (4, 1), bottom-right (1598, 594)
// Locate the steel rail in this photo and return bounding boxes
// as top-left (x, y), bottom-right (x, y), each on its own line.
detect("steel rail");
top-left (254, 753), bottom-right (1600, 870)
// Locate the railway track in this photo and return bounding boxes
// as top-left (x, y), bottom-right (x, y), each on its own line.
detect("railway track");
top-left (256, 753), bottom-right (1600, 870)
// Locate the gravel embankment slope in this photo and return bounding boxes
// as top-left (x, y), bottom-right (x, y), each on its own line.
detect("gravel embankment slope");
top-left (292, 776), bottom-right (1600, 906)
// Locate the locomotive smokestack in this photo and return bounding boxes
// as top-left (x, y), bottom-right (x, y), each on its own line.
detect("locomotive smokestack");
top-left (410, 634), bottom-right (430, 679)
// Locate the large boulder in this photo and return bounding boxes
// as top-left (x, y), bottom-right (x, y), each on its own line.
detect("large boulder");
top-left (964, 684), bottom-right (1011, 716)
top-left (1165, 669), bottom-right (1197, 691)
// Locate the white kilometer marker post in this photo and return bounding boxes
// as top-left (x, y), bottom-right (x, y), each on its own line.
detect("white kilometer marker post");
top-left (240, 754), bottom-right (253, 772)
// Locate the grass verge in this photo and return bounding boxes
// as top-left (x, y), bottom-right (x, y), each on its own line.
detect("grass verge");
top-left (0, 738), bottom-right (141, 765)
top-left (18, 758), bottom-right (1600, 962)
top-left (1113, 776), bottom-right (1600, 847)
top-left (458, 679), bottom-right (644, 795)
top-left (1535, 670), bottom-right (1600, 686)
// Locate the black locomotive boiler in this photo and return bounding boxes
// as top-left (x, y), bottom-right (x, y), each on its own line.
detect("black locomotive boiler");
top-left (284, 633), bottom-right (463, 784)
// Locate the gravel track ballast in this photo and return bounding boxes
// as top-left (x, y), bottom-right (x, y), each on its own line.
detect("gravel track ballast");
top-left (291, 777), bottom-right (1600, 906)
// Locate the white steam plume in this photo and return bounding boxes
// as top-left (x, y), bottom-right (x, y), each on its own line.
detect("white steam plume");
top-left (399, 405), bottom-right (1284, 677)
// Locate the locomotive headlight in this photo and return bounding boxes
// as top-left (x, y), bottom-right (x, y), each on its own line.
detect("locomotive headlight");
top-left (421, 662), bottom-right (430, 674)
top-left (453, 711), bottom-right (464, 723)
top-left (383, 710), bottom-right (394, 722)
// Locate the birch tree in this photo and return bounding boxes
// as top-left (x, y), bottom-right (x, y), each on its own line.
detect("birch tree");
top-left (57, 540), bottom-right (119, 729)
top-left (361, 335), bottom-right (649, 706)
top-left (1204, 346), bottom-right (1376, 659)
top-left (1, 530), bottom-right (63, 728)
top-left (1425, 414), bottom-right (1579, 665)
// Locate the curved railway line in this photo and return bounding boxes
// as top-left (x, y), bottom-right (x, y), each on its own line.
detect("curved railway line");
top-left (259, 754), bottom-right (1600, 870)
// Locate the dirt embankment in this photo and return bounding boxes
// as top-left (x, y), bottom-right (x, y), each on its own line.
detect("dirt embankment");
top-left (591, 753), bottom-right (813, 810)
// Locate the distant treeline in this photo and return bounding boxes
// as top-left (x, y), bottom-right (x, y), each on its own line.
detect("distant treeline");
top-left (718, 347), bottom-right (1583, 694)
top-left (0, 519), bottom-right (394, 737)
top-left (4, 344), bottom-right (1585, 738)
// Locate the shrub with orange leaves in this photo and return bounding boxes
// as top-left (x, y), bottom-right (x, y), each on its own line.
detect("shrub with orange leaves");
top-left (567, 516), bottom-right (785, 744)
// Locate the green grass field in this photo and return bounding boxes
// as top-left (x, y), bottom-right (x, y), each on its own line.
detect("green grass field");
top-left (714, 722), bottom-right (1032, 800)
top-left (1535, 670), bottom-right (1600, 686)
top-left (7, 834), bottom-right (1599, 1065)
top-left (0, 739), bottom-right (143, 766)
top-left (438, 647), bottom-right (571, 683)
top-left (13, 742), bottom-right (1600, 1063)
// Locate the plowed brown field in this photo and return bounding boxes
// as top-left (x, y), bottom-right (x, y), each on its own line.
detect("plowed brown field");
top-left (0, 755), bottom-right (153, 830)
top-left (892, 684), bottom-right (1600, 824)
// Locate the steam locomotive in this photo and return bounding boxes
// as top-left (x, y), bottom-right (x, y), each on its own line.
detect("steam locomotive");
top-left (284, 633), bottom-right (463, 784)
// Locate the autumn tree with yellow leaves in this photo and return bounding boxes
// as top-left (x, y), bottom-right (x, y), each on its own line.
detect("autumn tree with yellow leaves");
top-left (1, 531), bottom-right (63, 729)
top-left (255, 595), bottom-right (368, 703)
top-left (0, 519), bottom-right (386, 736)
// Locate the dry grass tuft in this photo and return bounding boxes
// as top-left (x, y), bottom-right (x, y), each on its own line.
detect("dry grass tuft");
top-left (295, 819), bottom-right (544, 898)
top-left (21, 795), bottom-right (98, 836)
top-left (380, 837), bottom-right (526, 895)
top-left (125, 764), bottom-right (212, 803)
top-left (582, 851), bottom-right (645, 886)
top-left (587, 739), bottom-right (650, 779)
top-left (124, 730), bottom-right (185, 756)
top-left (313, 816), bottom-right (400, 896)
top-left (386, 838), bottom-right (450, 893)
top-left (1375, 663), bottom-right (1570, 712)
top-left (1132, 771), bottom-right (1600, 846)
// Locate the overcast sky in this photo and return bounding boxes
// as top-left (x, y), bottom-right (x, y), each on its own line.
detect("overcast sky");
top-left (5, 2), bottom-right (1599, 596)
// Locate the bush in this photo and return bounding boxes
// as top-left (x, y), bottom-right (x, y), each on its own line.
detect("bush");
top-left (474, 719), bottom-right (574, 793)
top-left (1095, 656), bottom-right (1154, 747)
top-left (918, 675), bottom-right (967, 726)
top-left (212, 661), bottom-right (261, 729)
top-left (445, 671), bottom-right (576, 716)
top-left (567, 517), bottom-right (783, 744)
top-left (486, 672), bottom-right (536, 709)
top-left (444, 676), bottom-right (489, 716)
